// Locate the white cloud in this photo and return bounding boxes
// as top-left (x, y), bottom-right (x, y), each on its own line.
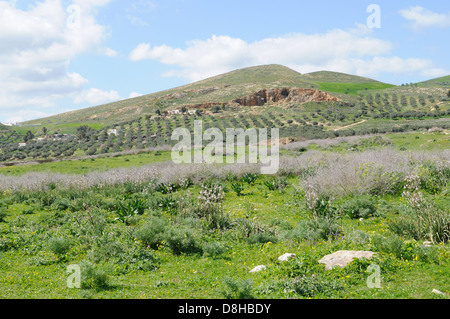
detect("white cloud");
top-left (400, 6), bottom-right (450, 30)
top-left (73, 88), bottom-right (121, 105)
top-left (105, 48), bottom-right (118, 57)
top-left (129, 30), bottom-right (445, 82)
top-left (129, 92), bottom-right (143, 98)
top-left (4, 110), bottom-right (55, 124)
top-left (0, 0), bottom-right (114, 120)
top-left (127, 15), bottom-right (148, 26)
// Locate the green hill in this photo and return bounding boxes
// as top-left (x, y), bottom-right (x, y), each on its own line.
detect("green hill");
top-left (301, 70), bottom-right (381, 83)
top-left (417, 75), bottom-right (450, 88)
top-left (22, 65), bottom-right (450, 132)
top-left (3, 64), bottom-right (449, 163)
top-left (301, 71), bottom-right (395, 95)
top-left (24, 64), bottom-right (317, 127)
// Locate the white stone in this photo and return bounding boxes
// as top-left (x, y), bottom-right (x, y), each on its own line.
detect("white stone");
top-left (249, 265), bottom-right (266, 273)
top-left (423, 241), bottom-right (433, 247)
top-left (278, 253), bottom-right (296, 262)
top-left (432, 289), bottom-right (447, 296)
top-left (319, 250), bottom-right (375, 270)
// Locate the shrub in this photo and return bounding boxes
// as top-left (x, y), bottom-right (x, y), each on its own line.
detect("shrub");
top-left (178, 178), bottom-right (193, 189)
top-left (242, 173), bottom-right (258, 185)
top-left (47, 237), bottom-right (72, 259)
top-left (113, 246), bottom-right (158, 273)
top-left (155, 182), bottom-right (177, 194)
top-left (113, 198), bottom-right (146, 225)
top-left (264, 177), bottom-right (288, 191)
top-left (282, 275), bottom-right (344, 298)
top-left (87, 237), bottom-right (127, 263)
top-left (0, 210), bottom-right (7, 223)
top-left (163, 226), bottom-right (202, 255)
top-left (194, 183), bottom-right (229, 229)
top-left (413, 245), bottom-right (441, 264)
top-left (79, 261), bottom-right (110, 290)
top-left (232, 218), bottom-right (275, 240)
top-left (222, 278), bottom-right (255, 299)
top-left (285, 217), bottom-right (342, 243)
top-left (198, 183), bottom-right (225, 205)
top-left (231, 182), bottom-right (244, 196)
top-left (340, 196), bottom-right (376, 219)
top-left (371, 234), bottom-right (406, 259)
top-left (389, 205), bottom-right (450, 244)
top-left (345, 229), bottom-right (371, 246)
top-left (247, 232), bottom-right (278, 245)
top-left (154, 195), bottom-right (179, 213)
top-left (418, 162), bottom-right (450, 194)
top-left (22, 207), bottom-right (35, 215)
top-left (135, 217), bottom-right (168, 250)
top-left (304, 184), bottom-right (336, 219)
top-left (203, 242), bottom-right (228, 258)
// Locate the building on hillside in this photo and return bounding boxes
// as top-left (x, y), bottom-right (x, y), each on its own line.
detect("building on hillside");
top-left (107, 129), bottom-right (123, 136)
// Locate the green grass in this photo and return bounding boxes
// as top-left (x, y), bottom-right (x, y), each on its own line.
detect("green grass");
top-left (386, 131), bottom-right (450, 151)
top-left (417, 75), bottom-right (450, 88)
top-left (302, 71), bottom-right (381, 83)
top-left (0, 150), bottom-right (172, 176)
top-left (316, 82), bottom-right (396, 96)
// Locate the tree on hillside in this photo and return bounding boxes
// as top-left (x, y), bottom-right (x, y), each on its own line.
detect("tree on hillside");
top-left (76, 125), bottom-right (94, 140)
top-left (23, 130), bottom-right (34, 143)
top-left (447, 89), bottom-right (450, 98)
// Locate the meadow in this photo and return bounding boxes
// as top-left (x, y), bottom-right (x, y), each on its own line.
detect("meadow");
top-left (0, 134), bottom-right (449, 299)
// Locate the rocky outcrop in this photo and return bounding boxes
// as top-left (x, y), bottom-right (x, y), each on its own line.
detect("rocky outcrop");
top-left (181, 87), bottom-right (338, 111)
top-left (233, 88), bottom-right (338, 106)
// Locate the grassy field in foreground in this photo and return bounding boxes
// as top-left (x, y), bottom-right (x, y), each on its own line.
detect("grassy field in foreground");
top-left (0, 147), bottom-right (449, 299)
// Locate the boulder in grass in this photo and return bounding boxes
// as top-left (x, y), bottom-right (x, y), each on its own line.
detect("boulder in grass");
top-left (249, 265), bottom-right (266, 273)
top-left (278, 253), bottom-right (296, 262)
top-left (432, 289), bottom-right (447, 296)
top-left (319, 250), bottom-right (375, 270)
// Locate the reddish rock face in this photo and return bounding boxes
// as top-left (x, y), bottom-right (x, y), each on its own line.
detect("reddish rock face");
top-left (181, 87), bottom-right (338, 110)
top-left (233, 88), bottom-right (338, 106)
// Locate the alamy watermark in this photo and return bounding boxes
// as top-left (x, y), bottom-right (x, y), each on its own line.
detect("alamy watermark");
top-left (367, 4), bottom-right (381, 29)
top-left (67, 264), bottom-right (81, 289)
top-left (366, 264), bottom-right (382, 289)
top-left (170, 120), bottom-right (280, 175)
top-left (67, 4), bottom-right (81, 29)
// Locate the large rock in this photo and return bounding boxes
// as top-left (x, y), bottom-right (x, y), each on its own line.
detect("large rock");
top-left (278, 253), bottom-right (296, 262)
top-left (249, 265), bottom-right (266, 273)
top-left (319, 250), bottom-right (375, 270)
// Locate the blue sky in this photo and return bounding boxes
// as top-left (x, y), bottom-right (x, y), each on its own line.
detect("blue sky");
top-left (1, 0), bottom-right (449, 123)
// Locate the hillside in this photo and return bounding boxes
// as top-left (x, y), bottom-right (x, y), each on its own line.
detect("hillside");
top-left (24, 64), bottom-right (317, 127)
top-left (417, 75), bottom-right (450, 88)
top-left (300, 71), bottom-right (396, 96)
top-left (1, 63), bottom-right (447, 164)
top-left (23, 64), bottom-right (395, 127)
top-left (301, 70), bottom-right (381, 83)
